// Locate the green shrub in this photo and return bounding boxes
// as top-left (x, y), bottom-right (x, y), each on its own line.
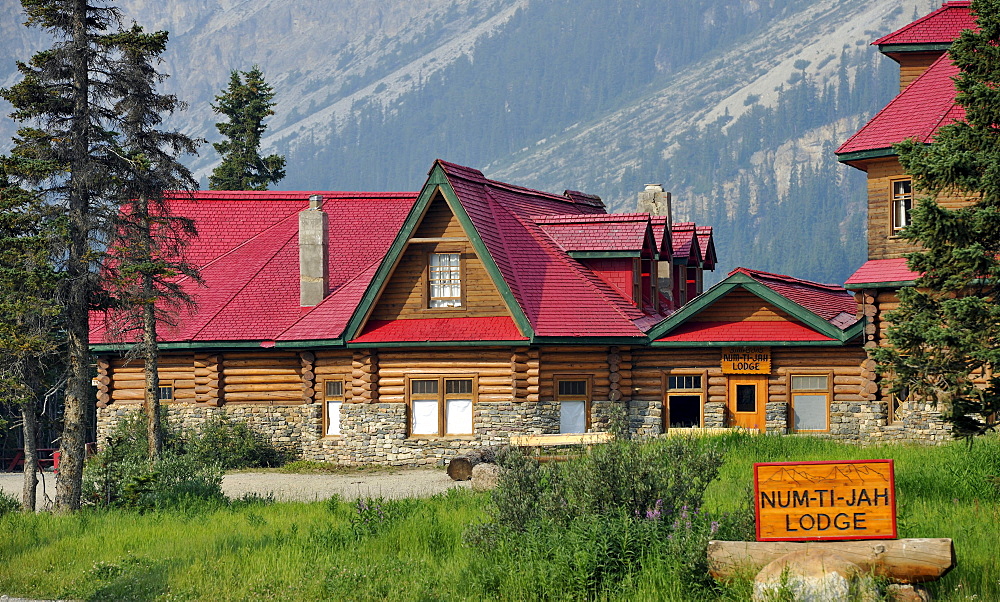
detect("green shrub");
top-left (184, 414), bottom-right (289, 470)
top-left (0, 489), bottom-right (21, 516)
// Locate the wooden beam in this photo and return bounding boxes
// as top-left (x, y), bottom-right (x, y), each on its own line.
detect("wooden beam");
top-left (707, 539), bottom-right (955, 584)
top-left (407, 236), bottom-right (469, 243)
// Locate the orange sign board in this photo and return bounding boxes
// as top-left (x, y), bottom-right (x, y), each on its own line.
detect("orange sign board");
top-left (721, 347), bottom-right (770, 374)
top-left (754, 460), bottom-right (897, 542)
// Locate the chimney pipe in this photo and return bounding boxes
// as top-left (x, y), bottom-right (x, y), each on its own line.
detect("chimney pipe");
top-left (299, 194), bottom-right (328, 307)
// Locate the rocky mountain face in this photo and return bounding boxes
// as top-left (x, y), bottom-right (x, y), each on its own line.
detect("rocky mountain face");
top-left (0, 0), bottom-right (942, 284)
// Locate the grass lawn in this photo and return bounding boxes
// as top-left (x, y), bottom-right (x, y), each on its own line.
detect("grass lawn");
top-left (0, 434), bottom-right (996, 601)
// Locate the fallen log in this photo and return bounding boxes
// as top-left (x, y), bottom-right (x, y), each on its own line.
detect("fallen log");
top-left (707, 538), bottom-right (955, 584)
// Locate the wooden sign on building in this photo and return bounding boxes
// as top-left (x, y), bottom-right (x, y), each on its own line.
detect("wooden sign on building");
top-left (721, 346), bottom-right (770, 374)
top-left (754, 460), bottom-right (897, 542)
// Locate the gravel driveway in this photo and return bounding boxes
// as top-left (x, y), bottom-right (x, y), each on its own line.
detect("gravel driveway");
top-left (0, 467), bottom-right (470, 506)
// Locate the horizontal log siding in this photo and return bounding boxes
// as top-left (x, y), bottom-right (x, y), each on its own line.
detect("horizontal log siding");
top-left (690, 289), bottom-right (794, 322)
top-left (313, 350), bottom-right (353, 403)
top-left (867, 157), bottom-right (979, 260)
top-left (631, 347), bottom-right (867, 437)
top-left (370, 197), bottom-right (509, 321)
top-left (222, 352), bottom-right (302, 404)
top-left (898, 52), bottom-right (944, 91)
top-left (375, 348), bottom-right (513, 404)
top-left (109, 355), bottom-right (195, 402)
top-left (539, 346), bottom-right (611, 402)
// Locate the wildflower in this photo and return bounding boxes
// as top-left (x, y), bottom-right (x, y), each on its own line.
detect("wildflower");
top-left (710, 520), bottom-right (720, 534)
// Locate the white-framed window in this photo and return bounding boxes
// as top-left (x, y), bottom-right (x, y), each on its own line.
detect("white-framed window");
top-left (157, 382), bottom-right (174, 402)
top-left (891, 178), bottom-right (913, 233)
top-left (324, 379), bottom-right (345, 436)
top-left (790, 374), bottom-right (830, 432)
top-left (409, 377), bottom-right (474, 436)
top-left (666, 372), bottom-right (705, 429)
top-left (557, 377), bottom-right (590, 434)
top-left (428, 253), bottom-right (462, 308)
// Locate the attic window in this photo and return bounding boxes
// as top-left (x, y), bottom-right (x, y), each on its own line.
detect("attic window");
top-left (429, 253), bottom-right (462, 308)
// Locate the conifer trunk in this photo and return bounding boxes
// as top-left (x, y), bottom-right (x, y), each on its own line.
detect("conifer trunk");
top-left (20, 384), bottom-right (39, 512)
top-left (55, 0), bottom-right (93, 513)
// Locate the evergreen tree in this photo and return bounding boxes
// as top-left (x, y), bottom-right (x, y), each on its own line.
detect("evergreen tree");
top-left (101, 24), bottom-right (200, 460)
top-left (873, 0), bottom-right (1000, 439)
top-left (209, 66), bottom-right (286, 190)
top-left (2, 1), bottom-right (199, 508)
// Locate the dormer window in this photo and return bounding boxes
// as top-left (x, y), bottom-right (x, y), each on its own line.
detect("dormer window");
top-left (429, 253), bottom-right (462, 308)
top-left (891, 179), bottom-right (912, 233)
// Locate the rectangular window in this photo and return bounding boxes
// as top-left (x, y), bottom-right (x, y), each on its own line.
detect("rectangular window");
top-left (557, 378), bottom-right (590, 434)
top-left (409, 377), bottom-right (474, 436)
top-left (791, 374), bottom-right (830, 432)
top-left (157, 383), bottom-right (174, 402)
top-left (429, 253), bottom-right (462, 308)
top-left (666, 372), bottom-right (705, 429)
top-left (891, 179), bottom-right (912, 233)
top-left (324, 379), bottom-right (345, 436)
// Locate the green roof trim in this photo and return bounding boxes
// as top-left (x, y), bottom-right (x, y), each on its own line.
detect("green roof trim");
top-left (646, 271), bottom-right (859, 344)
top-left (341, 162), bottom-right (534, 342)
top-left (844, 280), bottom-right (916, 290)
top-left (878, 42), bottom-right (951, 54)
top-left (836, 148), bottom-right (897, 164)
top-left (651, 339), bottom-right (848, 348)
top-left (568, 250), bottom-right (640, 259)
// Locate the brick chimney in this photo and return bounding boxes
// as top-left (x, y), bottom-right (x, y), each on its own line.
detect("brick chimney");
top-left (299, 194), bottom-right (328, 307)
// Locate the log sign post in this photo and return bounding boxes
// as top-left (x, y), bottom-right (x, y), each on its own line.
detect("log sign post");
top-left (754, 460), bottom-right (896, 541)
top-left (707, 459), bottom-right (955, 595)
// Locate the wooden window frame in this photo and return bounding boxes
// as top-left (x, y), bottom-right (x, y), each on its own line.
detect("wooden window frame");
top-left (555, 375), bottom-right (592, 432)
top-left (890, 177), bottom-right (913, 236)
top-left (663, 369), bottom-right (708, 431)
top-left (426, 251), bottom-right (464, 309)
top-left (157, 381), bottom-right (175, 403)
top-left (789, 371), bottom-right (832, 433)
top-left (405, 374), bottom-right (477, 437)
top-left (322, 378), bottom-right (346, 437)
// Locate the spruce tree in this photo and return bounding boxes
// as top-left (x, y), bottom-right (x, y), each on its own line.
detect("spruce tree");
top-left (873, 0), bottom-right (1000, 439)
top-left (209, 66), bottom-right (286, 190)
top-left (2, 1), bottom-right (200, 507)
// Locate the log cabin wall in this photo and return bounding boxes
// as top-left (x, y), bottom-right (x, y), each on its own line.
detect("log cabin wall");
top-left (855, 289), bottom-right (953, 443)
top-left (896, 51), bottom-right (944, 92)
top-left (866, 157), bottom-right (979, 261)
top-left (631, 347), bottom-right (870, 439)
top-left (369, 196), bottom-right (509, 321)
top-left (539, 346), bottom-right (615, 431)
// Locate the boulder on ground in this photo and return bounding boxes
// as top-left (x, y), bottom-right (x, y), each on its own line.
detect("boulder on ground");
top-left (471, 463), bottom-right (503, 491)
top-left (752, 549), bottom-right (878, 602)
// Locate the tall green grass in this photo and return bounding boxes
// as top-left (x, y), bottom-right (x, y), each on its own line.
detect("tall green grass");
top-left (0, 434), bottom-right (996, 601)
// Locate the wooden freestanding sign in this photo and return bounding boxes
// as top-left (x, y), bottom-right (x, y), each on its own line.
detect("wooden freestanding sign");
top-left (754, 460), bottom-right (896, 542)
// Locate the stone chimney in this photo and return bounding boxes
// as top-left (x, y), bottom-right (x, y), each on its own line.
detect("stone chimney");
top-left (299, 194), bottom-right (328, 307)
top-left (637, 184), bottom-right (672, 225)
top-left (637, 184), bottom-right (674, 307)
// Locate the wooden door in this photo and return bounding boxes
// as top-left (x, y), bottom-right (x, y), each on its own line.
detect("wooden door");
top-left (726, 375), bottom-right (767, 431)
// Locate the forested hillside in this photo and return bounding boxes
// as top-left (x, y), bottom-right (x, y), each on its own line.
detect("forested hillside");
top-left (0, 0), bottom-right (940, 284)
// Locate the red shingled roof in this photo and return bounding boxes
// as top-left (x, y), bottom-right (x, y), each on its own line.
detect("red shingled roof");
top-left (657, 321), bottom-right (836, 343)
top-left (351, 317), bottom-right (527, 343)
top-left (671, 222), bottom-right (702, 265)
top-left (845, 258), bottom-right (921, 287)
top-left (534, 214), bottom-right (654, 254)
top-left (731, 268), bottom-right (857, 325)
top-left (837, 53), bottom-right (963, 157)
top-left (650, 216), bottom-right (674, 259)
top-left (874, 1), bottom-right (974, 46)
top-left (695, 226), bottom-right (716, 270)
top-left (91, 191), bottom-right (418, 345)
top-left (436, 161), bottom-right (665, 338)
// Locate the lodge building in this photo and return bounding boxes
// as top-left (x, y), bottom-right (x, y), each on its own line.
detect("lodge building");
top-left (92, 2), bottom-right (974, 462)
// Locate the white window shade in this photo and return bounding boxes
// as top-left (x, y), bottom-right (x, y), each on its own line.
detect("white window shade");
top-left (412, 399), bottom-right (439, 435)
top-left (560, 401), bottom-right (586, 434)
top-left (326, 400), bottom-right (342, 436)
top-left (446, 398), bottom-right (473, 435)
top-left (793, 394), bottom-right (827, 431)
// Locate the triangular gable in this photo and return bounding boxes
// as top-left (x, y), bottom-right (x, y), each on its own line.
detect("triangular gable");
top-left (647, 272), bottom-right (862, 346)
top-left (874, 1), bottom-right (974, 50)
top-left (671, 222), bottom-right (702, 266)
top-left (695, 226), bottom-right (717, 270)
top-left (344, 163), bottom-right (534, 343)
top-left (650, 217), bottom-right (674, 262)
